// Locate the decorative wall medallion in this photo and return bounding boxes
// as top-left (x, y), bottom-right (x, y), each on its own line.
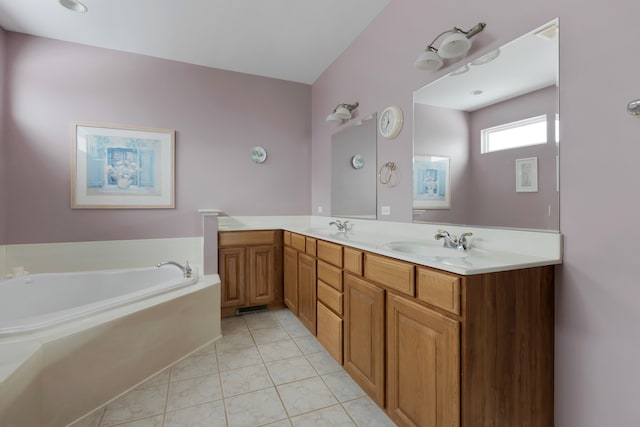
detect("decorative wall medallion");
top-left (251, 146), bottom-right (267, 163)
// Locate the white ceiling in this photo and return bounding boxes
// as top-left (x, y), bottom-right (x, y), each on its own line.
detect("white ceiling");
top-left (0, 0), bottom-right (391, 84)
top-left (414, 19), bottom-right (559, 111)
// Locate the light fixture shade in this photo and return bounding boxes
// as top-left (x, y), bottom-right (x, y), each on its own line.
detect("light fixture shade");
top-left (59, 0), bottom-right (88, 13)
top-left (326, 113), bottom-right (342, 122)
top-left (414, 50), bottom-right (443, 70)
top-left (438, 31), bottom-right (472, 58)
top-left (333, 106), bottom-right (352, 119)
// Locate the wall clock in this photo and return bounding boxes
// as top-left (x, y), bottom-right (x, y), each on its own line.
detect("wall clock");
top-left (379, 105), bottom-right (403, 139)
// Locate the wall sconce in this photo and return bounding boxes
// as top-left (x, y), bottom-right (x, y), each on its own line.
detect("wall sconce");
top-left (326, 102), bottom-right (359, 122)
top-left (627, 99), bottom-right (640, 118)
top-left (59, 0), bottom-right (88, 13)
top-left (414, 22), bottom-right (486, 71)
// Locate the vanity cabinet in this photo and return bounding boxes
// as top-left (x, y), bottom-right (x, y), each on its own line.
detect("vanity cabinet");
top-left (218, 230), bottom-right (283, 317)
top-left (283, 246), bottom-right (298, 314)
top-left (297, 252), bottom-right (317, 334)
top-left (282, 231), bottom-right (553, 427)
top-left (387, 292), bottom-right (460, 427)
top-left (343, 272), bottom-right (385, 407)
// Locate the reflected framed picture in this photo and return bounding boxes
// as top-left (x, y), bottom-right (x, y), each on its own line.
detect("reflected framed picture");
top-left (515, 157), bottom-right (538, 193)
top-left (71, 122), bottom-right (175, 209)
top-left (413, 154), bottom-right (450, 209)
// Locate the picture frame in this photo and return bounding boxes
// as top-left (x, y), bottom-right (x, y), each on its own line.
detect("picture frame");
top-left (515, 157), bottom-right (538, 193)
top-left (413, 154), bottom-right (450, 209)
top-left (71, 122), bottom-right (175, 209)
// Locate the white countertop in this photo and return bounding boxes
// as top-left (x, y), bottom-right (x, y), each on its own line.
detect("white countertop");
top-left (215, 215), bottom-right (562, 275)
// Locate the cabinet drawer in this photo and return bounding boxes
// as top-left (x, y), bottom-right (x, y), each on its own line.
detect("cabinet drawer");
top-left (305, 237), bottom-right (317, 256)
top-left (416, 267), bottom-right (461, 315)
top-left (364, 253), bottom-right (415, 296)
top-left (318, 280), bottom-right (343, 315)
top-left (283, 231), bottom-right (292, 247)
top-left (343, 247), bottom-right (363, 276)
top-left (290, 233), bottom-right (306, 252)
top-left (317, 260), bottom-right (343, 291)
top-left (317, 302), bottom-right (343, 364)
top-left (219, 230), bottom-right (276, 247)
top-left (317, 240), bottom-right (343, 268)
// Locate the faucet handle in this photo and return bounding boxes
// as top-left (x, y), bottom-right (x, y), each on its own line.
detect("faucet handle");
top-left (458, 232), bottom-right (473, 250)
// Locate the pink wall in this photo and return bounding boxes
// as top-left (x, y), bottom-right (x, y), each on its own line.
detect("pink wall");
top-left (3, 33), bottom-right (311, 244)
top-left (468, 86), bottom-right (558, 230)
top-left (413, 103), bottom-right (471, 224)
top-left (0, 27), bottom-right (6, 244)
top-left (312, 0), bottom-right (640, 425)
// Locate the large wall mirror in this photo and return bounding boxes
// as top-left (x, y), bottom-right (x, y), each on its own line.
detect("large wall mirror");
top-left (331, 114), bottom-right (377, 219)
top-left (413, 19), bottom-right (559, 231)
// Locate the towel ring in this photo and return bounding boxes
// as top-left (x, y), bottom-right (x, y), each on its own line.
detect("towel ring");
top-left (378, 161), bottom-right (397, 185)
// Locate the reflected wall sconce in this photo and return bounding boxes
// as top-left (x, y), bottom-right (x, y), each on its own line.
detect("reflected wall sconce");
top-left (59, 0), bottom-right (88, 13)
top-left (627, 99), bottom-right (640, 118)
top-left (326, 102), bottom-right (359, 122)
top-left (415, 22), bottom-right (486, 71)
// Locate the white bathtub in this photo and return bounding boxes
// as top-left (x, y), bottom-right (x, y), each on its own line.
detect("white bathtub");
top-left (0, 267), bottom-right (221, 427)
top-left (0, 266), bottom-right (197, 337)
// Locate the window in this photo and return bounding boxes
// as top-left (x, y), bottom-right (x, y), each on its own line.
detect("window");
top-left (481, 115), bottom-right (548, 153)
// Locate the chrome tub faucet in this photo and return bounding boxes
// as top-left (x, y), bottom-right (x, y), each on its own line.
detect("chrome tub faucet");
top-left (157, 260), bottom-right (192, 278)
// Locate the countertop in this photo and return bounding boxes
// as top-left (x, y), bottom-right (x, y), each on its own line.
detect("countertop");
top-left (213, 215), bottom-right (562, 276)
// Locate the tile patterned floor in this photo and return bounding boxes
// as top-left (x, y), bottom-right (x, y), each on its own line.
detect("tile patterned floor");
top-left (69, 309), bottom-right (396, 427)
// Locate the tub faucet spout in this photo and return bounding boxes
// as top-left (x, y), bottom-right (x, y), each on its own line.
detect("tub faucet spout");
top-left (157, 261), bottom-right (192, 278)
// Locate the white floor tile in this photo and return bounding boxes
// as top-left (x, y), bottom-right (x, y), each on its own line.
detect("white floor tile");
top-left (225, 388), bottom-right (288, 427)
top-left (101, 385), bottom-right (167, 426)
top-left (217, 344), bottom-right (263, 372)
top-left (322, 371), bottom-right (366, 402)
top-left (276, 377), bottom-right (338, 417)
top-left (290, 404), bottom-right (356, 427)
top-left (220, 364), bottom-right (274, 398)
top-left (164, 400), bottom-right (227, 427)
top-left (258, 339), bottom-right (302, 362)
top-left (94, 309), bottom-right (396, 427)
top-left (266, 356), bottom-right (317, 385)
top-left (166, 374), bottom-right (223, 412)
top-left (342, 396), bottom-right (396, 427)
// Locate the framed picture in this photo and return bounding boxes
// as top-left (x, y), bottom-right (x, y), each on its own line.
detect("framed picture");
top-left (71, 122), bottom-right (175, 209)
top-left (516, 157), bottom-right (538, 193)
top-left (413, 154), bottom-right (450, 209)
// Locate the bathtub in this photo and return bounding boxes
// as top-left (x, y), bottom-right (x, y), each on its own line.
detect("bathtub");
top-left (0, 266), bottom-right (221, 427)
top-left (0, 266), bottom-right (198, 337)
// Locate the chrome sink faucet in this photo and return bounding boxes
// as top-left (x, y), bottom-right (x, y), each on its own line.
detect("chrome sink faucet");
top-left (434, 230), bottom-right (473, 250)
top-left (157, 260), bottom-right (192, 278)
top-left (329, 219), bottom-right (353, 234)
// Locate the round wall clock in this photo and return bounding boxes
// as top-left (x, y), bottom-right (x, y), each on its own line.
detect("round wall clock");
top-left (379, 105), bottom-right (404, 139)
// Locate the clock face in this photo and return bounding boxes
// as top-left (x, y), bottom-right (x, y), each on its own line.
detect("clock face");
top-left (379, 106), bottom-right (403, 139)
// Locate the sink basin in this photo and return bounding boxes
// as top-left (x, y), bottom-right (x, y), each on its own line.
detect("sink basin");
top-left (381, 241), bottom-right (469, 258)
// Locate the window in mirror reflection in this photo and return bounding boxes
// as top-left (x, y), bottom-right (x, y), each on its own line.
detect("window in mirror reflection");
top-left (481, 114), bottom-right (548, 153)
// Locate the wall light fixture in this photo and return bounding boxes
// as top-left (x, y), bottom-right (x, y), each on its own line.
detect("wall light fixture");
top-left (415, 23), bottom-right (486, 71)
top-left (326, 102), bottom-right (359, 122)
top-left (59, 0), bottom-right (88, 13)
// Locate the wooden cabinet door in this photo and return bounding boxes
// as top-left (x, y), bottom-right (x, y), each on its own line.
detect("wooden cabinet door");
top-left (248, 245), bottom-right (275, 305)
top-left (219, 247), bottom-right (247, 308)
top-left (343, 273), bottom-right (385, 407)
top-left (297, 253), bottom-right (317, 334)
top-left (387, 293), bottom-right (460, 427)
top-left (283, 246), bottom-right (299, 314)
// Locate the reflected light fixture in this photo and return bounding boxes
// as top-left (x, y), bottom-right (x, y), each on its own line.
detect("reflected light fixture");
top-left (326, 102), bottom-right (359, 122)
top-left (59, 0), bottom-right (88, 13)
top-left (627, 99), bottom-right (640, 118)
top-left (415, 22), bottom-right (486, 71)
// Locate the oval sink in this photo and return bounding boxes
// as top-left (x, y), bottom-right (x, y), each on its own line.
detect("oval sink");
top-left (382, 241), bottom-right (469, 258)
